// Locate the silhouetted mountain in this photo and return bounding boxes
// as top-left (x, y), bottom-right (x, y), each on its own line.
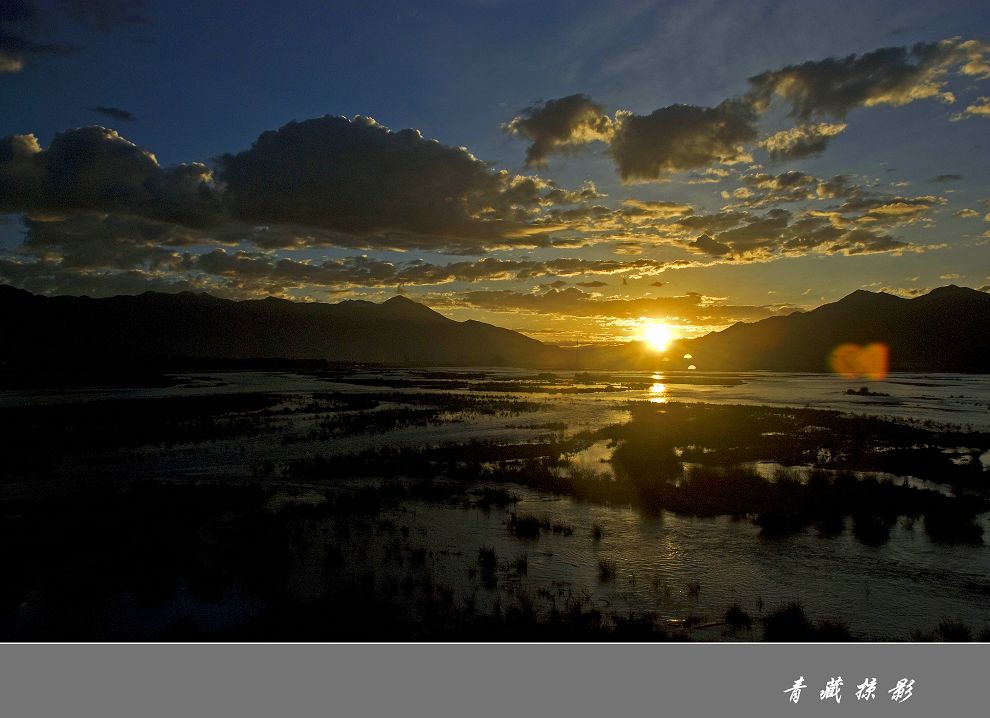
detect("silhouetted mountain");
top-left (0, 285), bottom-right (566, 369)
top-left (675, 285), bottom-right (990, 373)
top-left (3, 284), bottom-right (987, 372)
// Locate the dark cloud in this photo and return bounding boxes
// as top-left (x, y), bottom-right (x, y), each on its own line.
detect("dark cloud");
top-left (504, 38), bottom-right (988, 180)
top-left (724, 173), bottom-right (941, 225)
top-left (668, 201), bottom-right (937, 260)
top-left (504, 96), bottom-right (759, 181)
top-left (90, 106), bottom-right (136, 121)
top-left (830, 194), bottom-right (946, 226)
top-left (0, 258), bottom-right (203, 297)
top-left (0, 127), bottom-right (221, 226)
top-left (19, 212), bottom-right (195, 270)
top-left (747, 38), bottom-right (990, 120)
top-left (219, 115), bottom-right (568, 252)
top-left (577, 280), bottom-right (608, 288)
top-left (688, 233), bottom-right (732, 256)
top-left (179, 250), bottom-right (399, 290)
top-left (0, 239), bottom-right (700, 299)
top-left (609, 99), bottom-right (758, 181)
top-left (928, 174), bottom-right (962, 183)
top-left (540, 180), bottom-right (606, 205)
top-left (726, 171), bottom-right (868, 209)
top-left (673, 210), bottom-right (749, 235)
top-left (814, 174), bottom-right (863, 200)
top-left (734, 170), bottom-right (818, 206)
top-left (503, 94), bottom-right (613, 166)
top-left (2, 119), bottom-right (605, 256)
top-left (714, 209), bottom-right (791, 253)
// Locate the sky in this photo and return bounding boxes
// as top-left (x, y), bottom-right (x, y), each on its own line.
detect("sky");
top-left (1, 0), bottom-right (989, 344)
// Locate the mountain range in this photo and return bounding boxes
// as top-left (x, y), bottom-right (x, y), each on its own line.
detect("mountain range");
top-left (677, 285), bottom-right (990, 373)
top-left (2, 284), bottom-right (988, 373)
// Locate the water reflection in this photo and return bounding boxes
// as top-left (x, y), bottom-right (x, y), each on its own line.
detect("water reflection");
top-left (649, 373), bottom-right (669, 403)
top-left (377, 483), bottom-right (990, 639)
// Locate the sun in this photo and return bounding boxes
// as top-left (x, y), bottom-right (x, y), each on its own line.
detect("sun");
top-left (640, 322), bottom-right (674, 352)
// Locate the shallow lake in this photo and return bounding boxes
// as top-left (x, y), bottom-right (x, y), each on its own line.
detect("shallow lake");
top-left (3, 368), bottom-right (988, 639)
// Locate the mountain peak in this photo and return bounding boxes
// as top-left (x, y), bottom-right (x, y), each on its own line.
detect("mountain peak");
top-left (379, 294), bottom-right (446, 322)
top-left (831, 288), bottom-right (901, 307)
top-left (923, 284), bottom-right (973, 297)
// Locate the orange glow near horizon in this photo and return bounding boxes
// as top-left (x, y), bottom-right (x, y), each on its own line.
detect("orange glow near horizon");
top-left (829, 342), bottom-right (889, 380)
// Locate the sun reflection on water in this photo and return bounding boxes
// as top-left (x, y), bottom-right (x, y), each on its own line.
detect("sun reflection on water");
top-left (649, 373), bottom-right (668, 403)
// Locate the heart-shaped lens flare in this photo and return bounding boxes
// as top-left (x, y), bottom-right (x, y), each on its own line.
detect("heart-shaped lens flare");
top-left (829, 343), bottom-right (889, 380)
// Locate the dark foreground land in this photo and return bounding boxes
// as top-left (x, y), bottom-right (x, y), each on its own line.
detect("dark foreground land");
top-left (1, 373), bottom-right (988, 641)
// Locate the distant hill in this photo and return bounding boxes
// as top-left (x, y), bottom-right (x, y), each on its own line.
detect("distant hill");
top-left (0, 285), bottom-right (566, 369)
top-left (676, 285), bottom-right (990, 373)
top-left (2, 284), bottom-right (987, 372)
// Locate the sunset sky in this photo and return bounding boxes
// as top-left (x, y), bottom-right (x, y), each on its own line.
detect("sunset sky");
top-left (1, 0), bottom-right (989, 344)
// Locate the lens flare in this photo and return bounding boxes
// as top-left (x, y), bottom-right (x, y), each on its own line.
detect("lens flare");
top-left (829, 343), bottom-right (889, 380)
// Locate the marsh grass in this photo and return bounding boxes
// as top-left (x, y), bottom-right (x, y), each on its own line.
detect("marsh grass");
top-left (761, 602), bottom-right (852, 641)
top-left (724, 604), bottom-right (752, 631)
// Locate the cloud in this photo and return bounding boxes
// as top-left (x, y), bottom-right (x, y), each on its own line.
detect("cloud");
top-left (955, 208), bottom-right (980, 218)
top-left (732, 170), bottom-right (820, 206)
top-left (178, 250), bottom-right (401, 292)
top-left (687, 233), bottom-right (732, 256)
top-left (18, 212), bottom-right (198, 270)
top-left (747, 38), bottom-right (990, 120)
top-left (685, 168), bottom-right (731, 184)
top-left (928, 174), bottom-right (962, 183)
top-left (0, 258), bottom-right (203, 297)
top-left (452, 287), bottom-right (798, 326)
top-left (90, 106), bottom-right (136, 121)
top-left (2, 118), bottom-right (606, 256)
top-left (878, 285), bottom-right (931, 298)
top-left (759, 123), bottom-right (846, 159)
top-left (609, 99), bottom-right (758, 181)
top-left (0, 127), bottom-right (221, 227)
top-left (503, 94), bottom-right (614, 167)
top-left (540, 180), bottom-right (606, 205)
top-left (506, 97), bottom-right (762, 181)
top-left (619, 199), bottom-right (693, 218)
top-left (504, 38), bottom-right (989, 180)
top-left (219, 115), bottom-right (574, 252)
top-left (724, 173), bottom-right (942, 224)
top-left (669, 200), bottom-right (939, 260)
top-left (1, 237), bottom-right (703, 298)
top-left (830, 194), bottom-right (946, 226)
top-left (950, 96), bottom-right (990, 120)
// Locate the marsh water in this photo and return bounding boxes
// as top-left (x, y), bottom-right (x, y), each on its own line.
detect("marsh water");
top-left (3, 368), bottom-right (989, 639)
